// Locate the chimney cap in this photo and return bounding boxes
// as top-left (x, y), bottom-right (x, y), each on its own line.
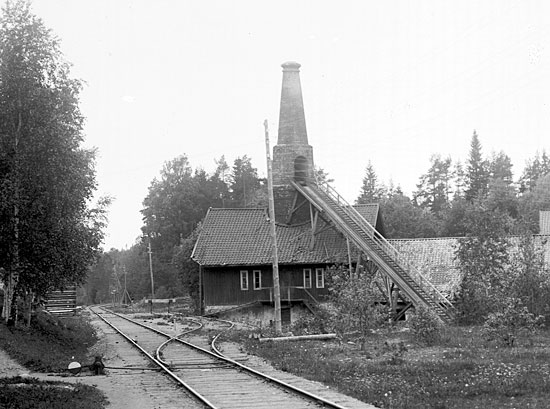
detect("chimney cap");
top-left (281, 61), bottom-right (301, 71)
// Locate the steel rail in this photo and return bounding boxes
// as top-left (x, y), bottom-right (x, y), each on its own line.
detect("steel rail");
top-left (207, 317), bottom-right (235, 356)
top-left (99, 307), bottom-right (351, 409)
top-left (155, 317), bottom-right (203, 365)
top-left (92, 307), bottom-right (218, 409)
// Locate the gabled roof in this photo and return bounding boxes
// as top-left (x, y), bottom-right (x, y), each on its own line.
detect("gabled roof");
top-left (541, 211), bottom-right (550, 235)
top-left (192, 205), bottom-right (380, 267)
top-left (192, 207), bottom-right (550, 298)
top-left (389, 237), bottom-right (462, 297)
top-left (353, 204), bottom-right (384, 234)
top-left (389, 235), bottom-right (550, 297)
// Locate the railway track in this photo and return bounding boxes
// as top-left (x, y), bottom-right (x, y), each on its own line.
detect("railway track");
top-left (91, 306), bottom-right (354, 409)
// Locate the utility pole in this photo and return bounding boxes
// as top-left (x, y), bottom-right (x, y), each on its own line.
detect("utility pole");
top-left (123, 265), bottom-right (127, 303)
top-left (147, 239), bottom-right (155, 314)
top-left (122, 265), bottom-right (131, 305)
top-left (264, 120), bottom-right (282, 335)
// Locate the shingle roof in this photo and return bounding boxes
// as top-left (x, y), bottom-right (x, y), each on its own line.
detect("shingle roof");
top-left (389, 237), bottom-right (462, 297)
top-left (353, 204), bottom-right (379, 226)
top-left (389, 235), bottom-right (550, 296)
top-left (540, 211), bottom-right (550, 235)
top-left (192, 207), bottom-right (550, 297)
top-left (192, 206), bottom-right (380, 267)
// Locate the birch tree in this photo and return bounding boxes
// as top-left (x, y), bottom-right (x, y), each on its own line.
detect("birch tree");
top-left (0, 0), bottom-right (107, 322)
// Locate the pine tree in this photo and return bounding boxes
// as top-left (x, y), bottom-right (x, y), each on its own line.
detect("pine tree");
top-left (486, 151), bottom-right (518, 218)
top-left (229, 155), bottom-right (264, 207)
top-left (452, 160), bottom-right (466, 199)
top-left (413, 154), bottom-right (453, 213)
top-left (489, 151), bottom-right (514, 184)
top-left (357, 161), bottom-right (384, 204)
top-left (518, 150), bottom-right (550, 193)
top-left (464, 130), bottom-right (489, 201)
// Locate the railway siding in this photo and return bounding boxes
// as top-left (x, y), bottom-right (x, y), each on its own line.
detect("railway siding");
top-left (85, 309), bottom-right (206, 409)
top-left (92, 308), bottom-right (378, 408)
top-left (216, 340), bottom-right (376, 409)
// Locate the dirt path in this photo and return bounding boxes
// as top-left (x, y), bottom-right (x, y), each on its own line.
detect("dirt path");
top-left (2, 311), bottom-right (377, 408)
top-left (0, 311), bottom-right (202, 409)
top-left (0, 348), bottom-right (27, 378)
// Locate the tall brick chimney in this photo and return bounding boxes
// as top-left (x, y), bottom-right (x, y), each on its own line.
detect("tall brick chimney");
top-left (272, 62), bottom-right (314, 224)
top-left (277, 61), bottom-right (308, 145)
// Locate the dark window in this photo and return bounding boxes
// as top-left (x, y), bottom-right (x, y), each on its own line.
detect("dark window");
top-left (240, 271), bottom-right (248, 290)
top-left (315, 268), bottom-right (324, 288)
top-left (253, 270), bottom-right (262, 290)
top-left (303, 269), bottom-right (312, 288)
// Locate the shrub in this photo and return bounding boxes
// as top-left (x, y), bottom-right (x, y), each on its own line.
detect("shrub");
top-left (327, 265), bottom-right (389, 339)
top-left (408, 306), bottom-right (443, 345)
top-left (290, 306), bottom-right (334, 335)
top-left (482, 298), bottom-right (544, 346)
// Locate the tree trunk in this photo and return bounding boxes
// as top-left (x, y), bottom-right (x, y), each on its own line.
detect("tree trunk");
top-left (4, 98), bottom-right (23, 323)
top-left (25, 291), bottom-right (33, 328)
top-left (1, 278), bottom-right (9, 320)
top-left (14, 296), bottom-right (19, 326)
top-left (2, 273), bottom-right (17, 322)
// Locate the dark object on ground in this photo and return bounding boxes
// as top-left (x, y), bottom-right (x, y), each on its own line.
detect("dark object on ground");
top-left (6, 318), bottom-right (15, 333)
top-left (88, 356), bottom-right (105, 375)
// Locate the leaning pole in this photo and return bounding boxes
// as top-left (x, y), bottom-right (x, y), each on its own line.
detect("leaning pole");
top-left (264, 119), bottom-right (282, 335)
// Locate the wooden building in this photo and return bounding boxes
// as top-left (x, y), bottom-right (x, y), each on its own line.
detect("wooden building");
top-left (44, 286), bottom-right (78, 317)
top-left (192, 61), bottom-right (455, 324)
top-left (192, 204), bottom-right (384, 322)
top-left (192, 62), bottom-right (550, 325)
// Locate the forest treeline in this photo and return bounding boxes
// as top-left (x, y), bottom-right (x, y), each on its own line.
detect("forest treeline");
top-left (85, 131), bottom-right (550, 307)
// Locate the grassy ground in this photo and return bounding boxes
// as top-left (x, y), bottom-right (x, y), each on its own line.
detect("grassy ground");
top-left (109, 297), bottom-right (196, 315)
top-left (238, 325), bottom-right (550, 409)
top-left (0, 311), bottom-right (97, 372)
top-left (0, 376), bottom-right (107, 409)
top-left (0, 311), bottom-right (107, 408)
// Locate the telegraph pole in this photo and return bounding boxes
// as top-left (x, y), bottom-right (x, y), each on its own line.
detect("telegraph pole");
top-left (264, 120), bottom-right (282, 335)
top-left (124, 265), bottom-right (127, 303)
top-left (147, 239), bottom-right (155, 314)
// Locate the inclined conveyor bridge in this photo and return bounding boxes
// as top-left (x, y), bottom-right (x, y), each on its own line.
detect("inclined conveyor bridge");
top-left (290, 179), bottom-right (455, 322)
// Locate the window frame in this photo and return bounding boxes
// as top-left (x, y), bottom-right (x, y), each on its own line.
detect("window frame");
top-left (240, 270), bottom-right (249, 291)
top-left (315, 268), bottom-right (325, 288)
top-left (253, 270), bottom-right (262, 290)
top-left (303, 268), bottom-right (312, 289)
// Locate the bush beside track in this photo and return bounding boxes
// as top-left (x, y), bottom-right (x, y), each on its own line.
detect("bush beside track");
top-left (0, 310), bottom-right (107, 408)
top-left (0, 310), bottom-right (97, 372)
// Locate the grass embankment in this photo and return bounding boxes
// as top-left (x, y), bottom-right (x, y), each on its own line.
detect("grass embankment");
top-left (0, 310), bottom-right (107, 408)
top-left (0, 376), bottom-right (106, 409)
top-left (240, 326), bottom-right (550, 409)
top-left (0, 311), bottom-right (96, 372)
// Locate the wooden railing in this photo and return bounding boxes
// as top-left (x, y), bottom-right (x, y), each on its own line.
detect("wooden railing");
top-left (295, 177), bottom-right (454, 314)
top-left (266, 286), bottom-right (322, 304)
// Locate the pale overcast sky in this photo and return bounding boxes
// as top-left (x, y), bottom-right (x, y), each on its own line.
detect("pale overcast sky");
top-left (7, 0), bottom-right (549, 250)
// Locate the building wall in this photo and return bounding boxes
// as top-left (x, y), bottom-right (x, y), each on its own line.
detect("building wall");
top-left (272, 145), bottom-right (314, 186)
top-left (272, 144), bottom-right (314, 224)
top-left (209, 302), bottom-right (313, 327)
top-left (202, 264), bottom-right (331, 307)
